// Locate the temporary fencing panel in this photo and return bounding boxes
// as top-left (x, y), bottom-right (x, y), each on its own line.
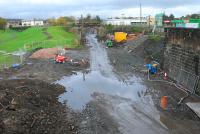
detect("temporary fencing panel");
top-left (168, 65), bottom-right (199, 93)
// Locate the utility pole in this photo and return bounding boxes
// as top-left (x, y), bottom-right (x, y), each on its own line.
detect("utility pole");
top-left (140, 3), bottom-right (142, 26)
top-left (80, 14), bottom-right (83, 45)
top-left (148, 15), bottom-right (151, 29)
top-left (121, 14), bottom-right (125, 31)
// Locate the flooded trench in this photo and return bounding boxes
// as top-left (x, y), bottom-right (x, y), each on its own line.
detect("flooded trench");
top-left (56, 34), bottom-right (199, 134)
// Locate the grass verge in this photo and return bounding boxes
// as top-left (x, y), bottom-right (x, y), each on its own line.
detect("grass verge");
top-left (0, 26), bottom-right (80, 53)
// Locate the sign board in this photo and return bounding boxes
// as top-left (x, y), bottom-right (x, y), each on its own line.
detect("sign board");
top-left (185, 23), bottom-right (199, 28)
top-left (176, 23), bottom-right (185, 28)
top-left (164, 20), bottom-right (170, 23)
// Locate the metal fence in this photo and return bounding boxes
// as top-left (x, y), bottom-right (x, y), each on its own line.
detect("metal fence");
top-left (168, 64), bottom-right (199, 93)
top-left (0, 53), bottom-right (24, 70)
top-left (23, 39), bottom-right (79, 51)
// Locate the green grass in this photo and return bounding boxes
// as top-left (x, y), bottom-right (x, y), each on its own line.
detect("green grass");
top-left (47, 26), bottom-right (75, 40)
top-left (46, 26), bottom-right (79, 48)
top-left (131, 27), bottom-right (144, 33)
top-left (0, 26), bottom-right (80, 53)
top-left (0, 26), bottom-right (80, 67)
top-left (0, 29), bottom-right (17, 42)
top-left (0, 27), bottom-right (46, 52)
top-left (148, 35), bottom-right (162, 42)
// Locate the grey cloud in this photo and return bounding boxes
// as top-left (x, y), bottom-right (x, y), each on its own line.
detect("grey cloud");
top-left (0, 0), bottom-right (199, 18)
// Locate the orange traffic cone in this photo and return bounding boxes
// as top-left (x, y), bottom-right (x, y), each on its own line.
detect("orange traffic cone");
top-left (163, 72), bottom-right (168, 80)
top-left (160, 96), bottom-right (168, 110)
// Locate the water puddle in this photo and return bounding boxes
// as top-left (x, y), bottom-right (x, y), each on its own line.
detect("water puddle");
top-left (57, 34), bottom-right (147, 110)
top-left (58, 70), bottom-right (145, 110)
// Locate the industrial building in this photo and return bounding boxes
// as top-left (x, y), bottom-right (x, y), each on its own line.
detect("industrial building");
top-left (105, 17), bottom-right (149, 26)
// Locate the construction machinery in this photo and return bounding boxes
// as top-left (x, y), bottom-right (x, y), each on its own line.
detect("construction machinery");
top-left (55, 55), bottom-right (66, 63)
top-left (146, 63), bottom-right (158, 74)
top-left (106, 39), bottom-right (113, 47)
top-left (106, 32), bottom-right (127, 47)
top-left (114, 32), bottom-right (127, 43)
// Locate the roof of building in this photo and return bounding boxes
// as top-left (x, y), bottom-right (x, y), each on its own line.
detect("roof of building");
top-left (107, 17), bottom-right (147, 20)
top-left (189, 19), bottom-right (200, 23)
top-left (171, 20), bottom-right (184, 23)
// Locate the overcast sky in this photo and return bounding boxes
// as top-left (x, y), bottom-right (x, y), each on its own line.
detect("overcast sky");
top-left (0, 0), bottom-right (199, 19)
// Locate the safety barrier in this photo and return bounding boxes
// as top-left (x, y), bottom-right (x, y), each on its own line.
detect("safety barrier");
top-left (23, 39), bottom-right (79, 51)
top-left (0, 53), bottom-right (23, 70)
top-left (168, 64), bottom-right (199, 93)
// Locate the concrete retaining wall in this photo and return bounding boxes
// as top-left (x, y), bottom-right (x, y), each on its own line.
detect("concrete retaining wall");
top-left (164, 28), bottom-right (200, 95)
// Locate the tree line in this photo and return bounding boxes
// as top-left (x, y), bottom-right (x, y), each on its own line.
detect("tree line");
top-left (47, 16), bottom-right (76, 26)
top-left (0, 17), bottom-right (7, 30)
top-left (79, 14), bottom-right (102, 24)
top-left (163, 13), bottom-right (200, 21)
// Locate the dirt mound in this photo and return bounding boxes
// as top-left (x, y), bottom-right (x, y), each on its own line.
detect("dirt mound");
top-left (126, 33), bottom-right (141, 41)
top-left (0, 79), bottom-right (76, 134)
top-left (30, 48), bottom-right (58, 59)
top-left (133, 38), bottom-right (164, 63)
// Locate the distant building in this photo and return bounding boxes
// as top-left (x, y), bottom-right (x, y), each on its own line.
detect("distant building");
top-left (6, 19), bottom-right (22, 28)
top-left (147, 16), bottom-right (155, 26)
top-left (21, 19), bottom-right (44, 27)
top-left (155, 13), bottom-right (164, 27)
top-left (104, 17), bottom-right (148, 26)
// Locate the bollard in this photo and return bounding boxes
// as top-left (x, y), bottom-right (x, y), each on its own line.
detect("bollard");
top-left (163, 72), bottom-right (168, 80)
top-left (160, 96), bottom-right (168, 110)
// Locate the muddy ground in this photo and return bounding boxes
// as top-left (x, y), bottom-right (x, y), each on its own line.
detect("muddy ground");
top-left (74, 35), bottom-right (200, 134)
top-left (63, 34), bottom-right (200, 134)
top-left (0, 79), bottom-right (76, 134)
top-left (0, 48), bottom-right (90, 83)
top-left (106, 36), bottom-right (200, 133)
top-left (107, 36), bottom-right (164, 77)
top-left (0, 33), bottom-right (200, 134)
top-left (0, 48), bottom-right (89, 133)
top-left (0, 79), bottom-right (79, 134)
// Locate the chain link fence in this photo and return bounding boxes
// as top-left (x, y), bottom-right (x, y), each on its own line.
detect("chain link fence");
top-left (168, 64), bottom-right (199, 93)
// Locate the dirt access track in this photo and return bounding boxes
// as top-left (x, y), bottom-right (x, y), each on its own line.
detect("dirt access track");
top-left (0, 32), bottom-right (200, 134)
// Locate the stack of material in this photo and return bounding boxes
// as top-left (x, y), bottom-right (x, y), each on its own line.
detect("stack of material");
top-left (127, 33), bottom-right (140, 41)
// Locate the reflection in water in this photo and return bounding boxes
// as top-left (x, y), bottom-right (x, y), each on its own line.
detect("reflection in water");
top-left (57, 34), bottom-right (147, 110)
top-left (58, 71), bottom-right (146, 110)
top-left (56, 34), bottom-right (199, 134)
